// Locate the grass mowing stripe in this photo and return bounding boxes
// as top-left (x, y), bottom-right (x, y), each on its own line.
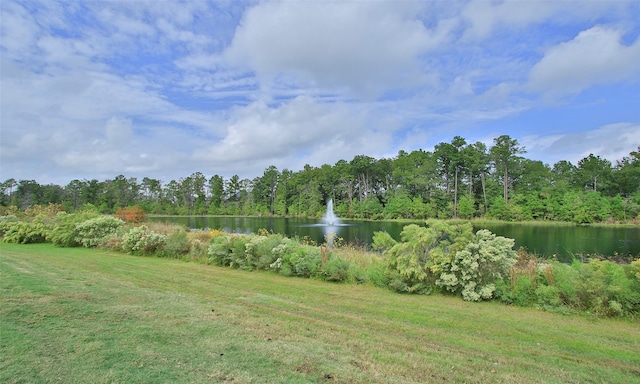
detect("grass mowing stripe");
top-left (1, 242), bottom-right (639, 384)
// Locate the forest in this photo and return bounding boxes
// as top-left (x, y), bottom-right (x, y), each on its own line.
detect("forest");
top-left (2, 135), bottom-right (640, 224)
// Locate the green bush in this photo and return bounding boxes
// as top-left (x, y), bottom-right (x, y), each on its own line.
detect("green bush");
top-left (75, 216), bottom-right (124, 248)
top-left (207, 236), bottom-right (233, 266)
top-left (512, 276), bottom-right (536, 307)
top-left (384, 221), bottom-right (473, 294)
top-left (551, 262), bottom-right (579, 306)
top-left (371, 231), bottom-right (397, 253)
top-left (2, 221), bottom-right (49, 244)
top-left (48, 212), bottom-right (99, 247)
top-left (207, 235), bottom-right (250, 268)
top-left (161, 229), bottom-right (191, 258)
top-left (366, 262), bottom-right (389, 288)
top-left (244, 234), bottom-right (285, 270)
top-left (320, 256), bottom-right (351, 282)
top-left (270, 239), bottom-right (321, 278)
top-left (535, 285), bottom-right (561, 308)
top-left (437, 229), bottom-right (517, 301)
top-left (0, 215), bottom-right (19, 237)
top-left (574, 259), bottom-right (638, 316)
top-left (122, 225), bottom-right (167, 256)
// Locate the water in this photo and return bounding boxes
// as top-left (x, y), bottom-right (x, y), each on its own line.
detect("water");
top-left (148, 216), bottom-right (640, 261)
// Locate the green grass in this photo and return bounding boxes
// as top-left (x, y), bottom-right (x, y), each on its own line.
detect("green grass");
top-left (1, 243), bottom-right (639, 384)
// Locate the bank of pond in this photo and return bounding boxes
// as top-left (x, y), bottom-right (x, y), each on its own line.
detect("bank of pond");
top-left (150, 215), bottom-right (640, 263)
top-left (1, 213), bottom-right (639, 318)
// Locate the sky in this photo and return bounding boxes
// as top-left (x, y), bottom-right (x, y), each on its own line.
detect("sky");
top-left (1, 0), bottom-right (640, 186)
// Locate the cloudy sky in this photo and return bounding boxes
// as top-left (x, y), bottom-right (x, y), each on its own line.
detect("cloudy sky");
top-left (1, 0), bottom-right (639, 185)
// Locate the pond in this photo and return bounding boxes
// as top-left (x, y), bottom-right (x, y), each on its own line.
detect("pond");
top-left (148, 216), bottom-right (640, 262)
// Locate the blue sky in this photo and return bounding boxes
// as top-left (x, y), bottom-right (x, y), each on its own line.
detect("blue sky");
top-left (1, 0), bottom-right (639, 185)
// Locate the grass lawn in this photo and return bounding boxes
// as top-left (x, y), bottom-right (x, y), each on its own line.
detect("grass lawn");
top-left (1, 242), bottom-right (639, 384)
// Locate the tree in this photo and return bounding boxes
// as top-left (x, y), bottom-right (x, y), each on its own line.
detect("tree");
top-left (577, 154), bottom-right (612, 193)
top-left (208, 175), bottom-right (224, 213)
top-left (252, 166), bottom-right (280, 214)
top-left (613, 147), bottom-right (640, 197)
top-left (489, 135), bottom-right (525, 203)
top-left (462, 142), bottom-right (489, 212)
top-left (1, 178), bottom-right (17, 206)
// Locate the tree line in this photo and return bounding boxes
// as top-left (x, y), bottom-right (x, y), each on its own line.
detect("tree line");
top-left (2, 135), bottom-right (639, 224)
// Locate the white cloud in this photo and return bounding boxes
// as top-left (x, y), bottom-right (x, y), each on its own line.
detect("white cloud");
top-left (461, 0), bottom-right (558, 40)
top-left (191, 96), bottom-right (396, 174)
top-left (522, 122), bottom-right (640, 165)
top-left (224, 1), bottom-right (445, 98)
top-left (529, 26), bottom-right (640, 95)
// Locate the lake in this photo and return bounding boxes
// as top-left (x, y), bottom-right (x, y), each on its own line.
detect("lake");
top-left (148, 216), bottom-right (640, 262)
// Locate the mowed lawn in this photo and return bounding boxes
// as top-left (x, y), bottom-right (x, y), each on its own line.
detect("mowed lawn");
top-left (1, 243), bottom-right (638, 384)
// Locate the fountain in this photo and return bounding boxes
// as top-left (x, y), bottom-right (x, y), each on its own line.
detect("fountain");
top-left (320, 199), bottom-right (343, 247)
top-left (321, 199), bottom-right (341, 226)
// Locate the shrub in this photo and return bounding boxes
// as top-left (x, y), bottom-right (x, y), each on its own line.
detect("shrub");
top-left (2, 221), bottom-right (49, 244)
top-left (270, 239), bottom-right (322, 278)
top-left (0, 215), bottom-right (19, 237)
top-left (574, 259), bottom-right (638, 316)
top-left (437, 229), bottom-right (517, 301)
top-left (535, 284), bottom-right (561, 308)
top-left (207, 235), bottom-right (250, 268)
top-left (384, 221), bottom-right (473, 295)
top-left (367, 262), bottom-right (390, 288)
top-left (75, 216), bottom-right (124, 248)
top-left (244, 234), bottom-right (285, 270)
top-left (551, 262), bottom-right (579, 306)
top-left (371, 231), bottom-right (397, 253)
top-left (115, 205), bottom-right (147, 223)
top-left (162, 229), bottom-right (191, 258)
top-left (320, 256), bottom-right (351, 282)
top-left (48, 212), bottom-right (100, 247)
top-left (122, 225), bottom-right (167, 256)
top-left (512, 276), bottom-right (536, 306)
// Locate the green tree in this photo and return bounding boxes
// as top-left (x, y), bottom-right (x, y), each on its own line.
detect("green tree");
top-left (489, 135), bottom-right (526, 204)
top-left (208, 175), bottom-right (224, 213)
top-left (577, 154), bottom-right (612, 194)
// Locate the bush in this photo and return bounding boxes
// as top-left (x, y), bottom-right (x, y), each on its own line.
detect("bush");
top-left (75, 216), bottom-right (124, 248)
top-left (371, 231), bottom-right (396, 253)
top-left (115, 205), bottom-right (147, 223)
top-left (320, 256), bottom-right (351, 282)
top-left (270, 239), bottom-right (322, 278)
top-left (437, 229), bottom-right (517, 301)
top-left (207, 235), bottom-right (251, 268)
top-left (243, 234), bottom-right (285, 271)
top-left (122, 225), bottom-right (167, 256)
top-left (48, 212), bottom-right (99, 247)
top-left (2, 221), bottom-right (49, 244)
top-left (551, 262), bottom-right (579, 306)
top-left (161, 229), bottom-right (191, 258)
top-left (512, 276), bottom-right (536, 306)
top-left (384, 221), bottom-right (473, 295)
top-left (535, 284), bottom-right (561, 308)
top-left (0, 215), bottom-right (19, 237)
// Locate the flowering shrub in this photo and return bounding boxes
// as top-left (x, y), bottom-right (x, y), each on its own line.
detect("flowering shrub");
top-left (75, 216), bottom-right (124, 248)
top-left (122, 225), bottom-right (166, 256)
top-left (437, 229), bottom-right (517, 301)
top-left (48, 212), bottom-right (99, 247)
